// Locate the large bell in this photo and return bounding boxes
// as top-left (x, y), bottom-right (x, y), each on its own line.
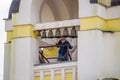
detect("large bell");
top-left (63, 28), bottom-right (69, 37)
top-left (48, 29), bottom-right (53, 38)
top-left (41, 30), bottom-right (46, 38)
top-left (55, 29), bottom-right (61, 38)
top-left (70, 27), bottom-right (77, 38)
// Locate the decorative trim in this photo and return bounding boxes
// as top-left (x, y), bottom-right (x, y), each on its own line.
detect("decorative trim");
top-left (13, 24), bottom-right (38, 39)
top-left (7, 30), bottom-right (13, 43)
top-left (80, 16), bottom-right (120, 32)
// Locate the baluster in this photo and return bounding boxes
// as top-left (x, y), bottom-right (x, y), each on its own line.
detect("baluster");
top-left (51, 70), bottom-right (54, 80)
top-left (72, 67), bottom-right (76, 80)
top-left (61, 68), bottom-right (65, 80)
top-left (40, 71), bottom-right (44, 80)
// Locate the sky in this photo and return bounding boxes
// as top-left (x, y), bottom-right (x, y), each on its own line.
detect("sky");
top-left (0, 0), bottom-right (12, 80)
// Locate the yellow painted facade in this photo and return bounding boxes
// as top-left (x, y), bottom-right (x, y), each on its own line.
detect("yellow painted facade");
top-left (107, 19), bottom-right (120, 31)
top-left (35, 72), bottom-right (74, 80)
top-left (54, 74), bottom-right (62, 80)
top-left (13, 24), bottom-right (37, 38)
top-left (6, 24), bottom-right (38, 43)
top-left (80, 16), bottom-right (120, 31)
top-left (65, 72), bottom-right (72, 80)
top-left (43, 47), bottom-right (57, 57)
top-left (7, 30), bottom-right (13, 43)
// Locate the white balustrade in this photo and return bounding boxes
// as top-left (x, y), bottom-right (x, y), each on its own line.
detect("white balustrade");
top-left (34, 61), bottom-right (77, 80)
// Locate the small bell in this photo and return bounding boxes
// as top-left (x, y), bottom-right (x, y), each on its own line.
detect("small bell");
top-left (48, 29), bottom-right (53, 38)
top-left (63, 28), bottom-right (69, 37)
top-left (38, 30), bottom-right (41, 36)
top-left (41, 30), bottom-right (46, 38)
top-left (70, 27), bottom-right (77, 38)
top-left (55, 29), bottom-right (61, 38)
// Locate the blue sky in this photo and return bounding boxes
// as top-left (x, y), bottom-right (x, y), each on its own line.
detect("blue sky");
top-left (0, 0), bottom-right (12, 79)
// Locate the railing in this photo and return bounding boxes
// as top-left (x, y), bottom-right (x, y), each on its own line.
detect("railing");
top-left (39, 44), bottom-right (72, 63)
top-left (33, 61), bottom-right (77, 80)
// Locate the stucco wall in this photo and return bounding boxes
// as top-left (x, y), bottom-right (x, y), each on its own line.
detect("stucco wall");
top-left (78, 30), bottom-right (120, 80)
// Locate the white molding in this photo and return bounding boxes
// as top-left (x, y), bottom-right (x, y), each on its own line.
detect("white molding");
top-left (35, 19), bottom-right (80, 30)
top-left (33, 62), bottom-right (77, 70)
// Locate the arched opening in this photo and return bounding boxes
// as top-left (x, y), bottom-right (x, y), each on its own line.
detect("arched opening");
top-left (31, 0), bottom-right (79, 64)
top-left (39, 0), bottom-right (79, 23)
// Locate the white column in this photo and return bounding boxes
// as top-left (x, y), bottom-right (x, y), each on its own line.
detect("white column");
top-left (13, 37), bottom-right (38, 80)
top-left (4, 43), bottom-right (11, 80)
top-left (10, 40), bottom-right (16, 80)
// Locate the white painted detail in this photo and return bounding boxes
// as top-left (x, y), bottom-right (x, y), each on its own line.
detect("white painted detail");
top-left (14, 0), bottom-right (32, 25)
top-left (107, 6), bottom-right (120, 19)
top-left (33, 62), bottom-right (77, 70)
top-left (72, 67), bottom-right (76, 80)
top-left (4, 43), bottom-right (11, 80)
top-left (10, 39), bottom-right (16, 80)
top-left (79, 0), bottom-right (120, 19)
top-left (40, 71), bottom-right (44, 80)
top-left (35, 19), bottom-right (80, 30)
top-left (96, 4), bottom-right (107, 18)
top-left (61, 68), bottom-right (65, 80)
top-left (5, 19), bottom-right (13, 31)
top-left (10, 37), bottom-right (38, 80)
top-left (51, 70), bottom-right (54, 80)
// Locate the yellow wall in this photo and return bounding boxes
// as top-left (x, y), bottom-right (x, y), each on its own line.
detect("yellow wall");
top-left (13, 24), bottom-right (37, 38)
top-left (107, 19), bottom-right (120, 31)
top-left (55, 74), bottom-right (62, 80)
top-left (65, 72), bottom-right (72, 80)
top-left (7, 30), bottom-right (13, 43)
top-left (43, 47), bottom-right (57, 57)
top-left (6, 24), bottom-right (38, 43)
top-left (80, 16), bottom-right (120, 31)
top-left (44, 75), bottom-right (51, 80)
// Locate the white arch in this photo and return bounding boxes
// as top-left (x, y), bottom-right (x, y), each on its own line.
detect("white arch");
top-left (40, 3), bottom-right (55, 23)
top-left (30, 0), bottom-right (79, 24)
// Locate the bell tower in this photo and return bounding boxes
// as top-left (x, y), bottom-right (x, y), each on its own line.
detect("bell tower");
top-left (4, 0), bottom-right (120, 80)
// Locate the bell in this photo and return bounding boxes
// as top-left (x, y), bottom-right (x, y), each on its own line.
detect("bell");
top-left (63, 28), bottom-right (69, 37)
top-left (55, 29), bottom-right (61, 38)
top-left (48, 29), bottom-right (53, 38)
top-left (70, 27), bottom-right (77, 38)
top-left (38, 30), bottom-right (41, 36)
top-left (41, 30), bottom-right (46, 38)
